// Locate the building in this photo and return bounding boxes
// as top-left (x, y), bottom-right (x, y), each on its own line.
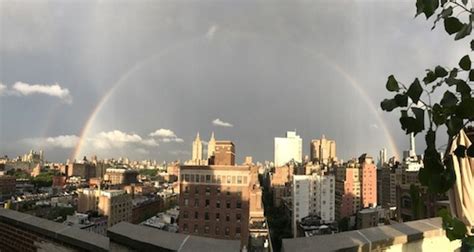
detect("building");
top-left (64, 213), bottom-right (108, 235)
top-left (270, 163), bottom-right (294, 207)
top-left (291, 173), bottom-right (335, 237)
top-left (189, 132), bottom-right (205, 165)
top-left (0, 175), bottom-right (16, 201)
top-left (77, 189), bottom-right (132, 228)
top-left (104, 168), bottom-right (138, 185)
top-left (335, 154), bottom-right (377, 220)
top-left (66, 162), bottom-right (96, 180)
top-left (274, 131), bottom-right (303, 167)
top-left (310, 135), bottom-right (336, 165)
top-left (178, 163), bottom-right (264, 249)
top-left (213, 141), bottom-right (235, 166)
top-left (207, 132), bottom-right (216, 159)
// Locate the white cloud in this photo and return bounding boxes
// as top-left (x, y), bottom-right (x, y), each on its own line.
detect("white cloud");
top-left (149, 128), bottom-right (183, 143)
top-left (212, 118), bottom-right (233, 127)
top-left (23, 135), bottom-right (79, 148)
top-left (0, 83), bottom-right (6, 95)
top-left (92, 130), bottom-right (159, 149)
top-left (12, 81), bottom-right (72, 103)
top-left (206, 24), bottom-right (218, 40)
top-left (150, 128), bottom-right (177, 138)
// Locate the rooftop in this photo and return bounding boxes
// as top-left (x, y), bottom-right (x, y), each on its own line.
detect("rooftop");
top-left (282, 218), bottom-right (461, 252)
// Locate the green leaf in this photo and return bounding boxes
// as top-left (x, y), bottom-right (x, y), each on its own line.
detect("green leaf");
top-left (467, 145), bottom-right (474, 158)
top-left (395, 94), bottom-right (408, 107)
top-left (386, 75), bottom-right (399, 92)
top-left (465, 236), bottom-right (474, 247)
top-left (433, 7), bottom-right (453, 29)
top-left (432, 103), bottom-right (446, 125)
top-left (449, 68), bottom-right (458, 78)
top-left (455, 23), bottom-right (473, 40)
top-left (455, 80), bottom-right (472, 97)
top-left (462, 0), bottom-right (468, 5)
top-left (456, 97), bottom-right (474, 119)
top-left (471, 40), bottom-right (474, 51)
top-left (447, 116), bottom-right (464, 137)
top-left (469, 70), bottom-right (474, 81)
top-left (441, 90), bottom-right (458, 107)
top-left (459, 55), bottom-right (471, 70)
top-left (381, 99), bottom-right (398, 111)
top-left (412, 107), bottom-right (425, 135)
top-left (444, 17), bottom-right (463, 35)
top-left (434, 66), bottom-right (448, 77)
top-left (416, 0), bottom-right (439, 19)
top-left (407, 78), bottom-right (423, 103)
top-left (423, 71), bottom-right (437, 84)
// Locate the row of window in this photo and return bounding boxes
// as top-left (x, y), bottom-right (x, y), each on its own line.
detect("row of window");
top-left (183, 186), bottom-right (242, 197)
top-left (183, 198), bottom-right (242, 208)
top-left (182, 224), bottom-right (241, 237)
top-left (181, 174), bottom-right (248, 185)
top-left (182, 211), bottom-right (242, 222)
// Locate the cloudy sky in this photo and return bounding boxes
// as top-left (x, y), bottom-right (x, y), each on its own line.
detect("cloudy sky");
top-left (0, 0), bottom-right (467, 163)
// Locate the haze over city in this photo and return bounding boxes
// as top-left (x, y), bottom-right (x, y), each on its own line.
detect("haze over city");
top-left (0, 0), bottom-right (466, 162)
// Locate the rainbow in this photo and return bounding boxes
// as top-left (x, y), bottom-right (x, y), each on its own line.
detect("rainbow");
top-left (72, 28), bottom-right (400, 161)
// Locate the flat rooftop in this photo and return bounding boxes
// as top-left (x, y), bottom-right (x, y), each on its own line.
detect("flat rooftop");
top-left (108, 222), bottom-right (241, 251)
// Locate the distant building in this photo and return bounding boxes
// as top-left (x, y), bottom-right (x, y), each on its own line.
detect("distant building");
top-left (335, 154), bottom-right (377, 220)
top-left (274, 131), bottom-right (302, 167)
top-left (77, 189), bottom-right (132, 228)
top-left (0, 175), bottom-right (16, 201)
top-left (291, 173), bottom-right (335, 237)
top-left (207, 132), bottom-right (216, 159)
top-left (270, 163), bottom-right (294, 207)
top-left (66, 162), bottom-right (96, 180)
top-left (213, 141), bottom-right (235, 166)
top-left (104, 168), bottom-right (138, 185)
top-left (310, 135), bottom-right (336, 165)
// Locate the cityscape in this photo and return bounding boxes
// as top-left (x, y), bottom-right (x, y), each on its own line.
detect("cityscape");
top-left (1, 1), bottom-right (473, 252)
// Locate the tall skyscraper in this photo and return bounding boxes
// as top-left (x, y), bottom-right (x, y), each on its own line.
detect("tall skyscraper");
top-left (310, 135), bottom-right (336, 164)
top-left (274, 131), bottom-right (303, 167)
top-left (207, 132), bottom-right (216, 159)
top-left (192, 132), bottom-right (203, 161)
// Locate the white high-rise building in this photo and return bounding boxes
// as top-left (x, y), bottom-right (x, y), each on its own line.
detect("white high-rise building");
top-left (274, 131), bottom-right (303, 167)
top-left (291, 173), bottom-right (335, 237)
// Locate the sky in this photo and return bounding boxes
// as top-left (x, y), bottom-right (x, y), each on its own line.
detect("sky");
top-left (0, 0), bottom-right (468, 163)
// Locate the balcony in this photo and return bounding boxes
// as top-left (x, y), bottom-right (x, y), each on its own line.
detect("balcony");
top-left (282, 218), bottom-right (461, 252)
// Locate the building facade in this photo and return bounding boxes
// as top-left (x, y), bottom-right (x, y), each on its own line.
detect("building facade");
top-left (274, 131), bottom-right (302, 167)
top-left (310, 135), bottom-right (336, 165)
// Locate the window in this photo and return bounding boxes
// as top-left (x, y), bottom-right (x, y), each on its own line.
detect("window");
top-left (183, 223), bottom-right (188, 232)
top-left (204, 225), bottom-right (210, 234)
top-left (226, 214), bottom-right (230, 222)
top-left (226, 187), bottom-right (231, 196)
top-left (236, 227), bottom-right (241, 237)
top-left (194, 224), bottom-right (199, 233)
top-left (217, 187), bottom-right (221, 194)
top-left (212, 175), bottom-right (217, 183)
top-left (206, 175), bottom-right (211, 183)
top-left (195, 211), bottom-right (199, 219)
top-left (194, 199), bottom-right (199, 207)
top-left (184, 174), bottom-right (189, 182)
top-left (236, 213), bottom-right (241, 222)
top-left (225, 227), bottom-right (230, 236)
top-left (217, 176), bottom-right (222, 183)
top-left (216, 200), bottom-right (221, 208)
top-left (184, 198), bottom-right (189, 206)
top-left (226, 200), bottom-right (231, 208)
top-left (206, 187), bottom-right (211, 195)
top-left (216, 213), bottom-right (220, 221)
top-left (183, 211), bottom-right (188, 219)
top-left (190, 174), bottom-right (195, 182)
top-left (236, 201), bottom-right (242, 209)
top-left (232, 176), bottom-right (236, 184)
top-left (205, 199), bottom-right (210, 207)
top-left (243, 176), bottom-right (247, 184)
top-left (237, 176), bottom-right (242, 184)
top-left (196, 175), bottom-right (200, 182)
top-left (201, 175), bottom-right (205, 182)
top-left (195, 187), bottom-right (199, 194)
top-left (215, 226), bottom-right (220, 235)
top-left (227, 176), bottom-right (231, 184)
top-left (205, 212), bottom-right (209, 220)
top-left (184, 186), bottom-right (189, 193)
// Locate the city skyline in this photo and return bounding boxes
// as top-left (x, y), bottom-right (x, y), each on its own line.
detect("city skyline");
top-left (0, 0), bottom-right (464, 162)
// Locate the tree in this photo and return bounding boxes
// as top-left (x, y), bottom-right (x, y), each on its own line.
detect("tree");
top-left (381, 0), bottom-right (474, 245)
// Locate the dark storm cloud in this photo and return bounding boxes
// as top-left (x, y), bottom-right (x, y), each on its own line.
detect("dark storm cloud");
top-left (0, 0), bottom-right (465, 162)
